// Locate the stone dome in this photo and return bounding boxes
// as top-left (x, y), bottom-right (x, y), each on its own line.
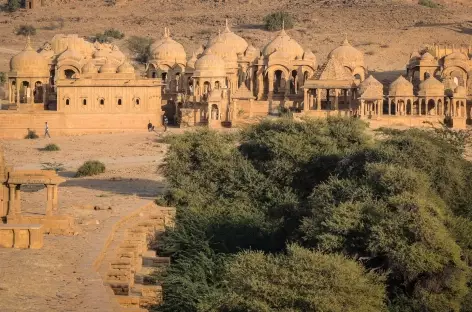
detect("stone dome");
top-left (82, 61), bottom-right (98, 74)
top-left (389, 76), bottom-right (414, 96)
top-left (303, 49), bottom-right (317, 61)
top-left (421, 52), bottom-right (435, 61)
top-left (151, 28), bottom-right (186, 64)
top-left (445, 52), bottom-right (468, 62)
top-left (204, 35), bottom-right (238, 68)
top-left (117, 61), bottom-right (135, 74)
top-left (454, 85), bottom-right (467, 96)
top-left (359, 75), bottom-right (383, 96)
top-left (328, 38), bottom-right (364, 71)
top-left (245, 45), bottom-right (259, 58)
top-left (99, 61), bottom-right (117, 74)
top-left (10, 37), bottom-right (49, 76)
top-left (419, 76), bottom-right (444, 96)
top-left (193, 49), bottom-right (226, 77)
top-left (93, 48), bottom-right (110, 60)
top-left (58, 47), bottom-right (83, 63)
top-left (207, 20), bottom-right (248, 55)
top-left (262, 28), bottom-right (304, 60)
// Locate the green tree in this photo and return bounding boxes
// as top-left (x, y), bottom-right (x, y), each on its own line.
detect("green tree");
top-left (7, 0), bottom-right (21, 12)
top-left (263, 11), bottom-right (294, 31)
top-left (126, 36), bottom-right (154, 65)
top-left (16, 24), bottom-right (36, 36)
top-left (198, 244), bottom-right (387, 312)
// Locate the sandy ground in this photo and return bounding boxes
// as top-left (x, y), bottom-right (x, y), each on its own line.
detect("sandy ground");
top-left (0, 131), bottom-right (171, 312)
top-left (0, 0), bottom-right (471, 83)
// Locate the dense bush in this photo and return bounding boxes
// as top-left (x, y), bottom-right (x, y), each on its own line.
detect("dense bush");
top-left (43, 143), bottom-right (60, 151)
top-left (75, 160), bottom-right (105, 177)
top-left (263, 11), bottom-right (294, 31)
top-left (7, 0), bottom-right (21, 12)
top-left (0, 72), bottom-right (6, 84)
top-left (16, 24), bottom-right (37, 36)
top-left (24, 129), bottom-right (39, 139)
top-left (92, 28), bottom-right (125, 43)
top-left (419, 0), bottom-right (440, 8)
top-left (127, 36), bottom-right (154, 64)
top-left (156, 118), bottom-right (472, 312)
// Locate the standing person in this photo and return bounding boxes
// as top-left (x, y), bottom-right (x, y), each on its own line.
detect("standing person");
top-left (147, 120), bottom-right (153, 132)
top-left (163, 115), bottom-right (168, 132)
top-left (44, 121), bottom-right (51, 138)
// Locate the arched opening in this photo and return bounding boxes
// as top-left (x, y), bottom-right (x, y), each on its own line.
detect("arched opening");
top-left (100, 99), bottom-right (105, 105)
top-left (291, 70), bottom-right (298, 94)
top-left (303, 71), bottom-right (309, 84)
top-left (390, 100), bottom-right (396, 115)
top-left (203, 81), bottom-right (211, 96)
top-left (161, 72), bottom-right (167, 82)
top-left (274, 70), bottom-right (283, 93)
top-left (406, 99), bottom-right (412, 115)
top-left (152, 72), bottom-right (157, 79)
top-left (11, 81), bottom-right (17, 103)
top-left (437, 99), bottom-right (443, 116)
top-left (34, 81), bottom-right (43, 103)
top-left (427, 99), bottom-right (435, 115)
top-left (188, 80), bottom-right (194, 94)
top-left (65, 98), bottom-right (70, 105)
top-left (118, 99), bottom-right (122, 105)
top-left (49, 69), bottom-right (55, 91)
top-left (424, 72), bottom-right (430, 80)
top-left (135, 98), bottom-right (140, 105)
top-left (20, 81), bottom-right (29, 104)
top-left (215, 81), bottom-right (220, 89)
top-left (64, 69), bottom-right (76, 79)
top-left (354, 73), bottom-right (362, 80)
top-left (83, 99), bottom-right (87, 105)
top-left (211, 104), bottom-right (219, 120)
top-left (175, 72), bottom-right (181, 91)
top-left (398, 100), bottom-right (405, 115)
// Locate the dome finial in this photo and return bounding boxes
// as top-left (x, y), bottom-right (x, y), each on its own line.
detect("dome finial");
top-left (164, 27), bottom-right (168, 38)
top-left (224, 18), bottom-right (231, 33)
top-left (342, 33), bottom-right (350, 46)
top-left (25, 35), bottom-right (33, 51)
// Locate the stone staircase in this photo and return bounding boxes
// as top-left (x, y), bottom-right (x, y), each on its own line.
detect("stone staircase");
top-left (97, 203), bottom-right (175, 312)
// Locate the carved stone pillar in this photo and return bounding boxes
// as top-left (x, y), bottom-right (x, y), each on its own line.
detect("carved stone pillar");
top-left (46, 185), bottom-right (54, 216)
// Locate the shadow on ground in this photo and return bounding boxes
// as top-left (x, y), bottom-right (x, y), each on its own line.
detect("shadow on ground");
top-left (61, 178), bottom-right (166, 198)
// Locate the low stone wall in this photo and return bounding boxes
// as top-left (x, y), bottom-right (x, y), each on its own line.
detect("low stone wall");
top-left (0, 111), bottom-right (163, 139)
top-left (0, 224), bottom-right (44, 249)
top-left (7, 214), bottom-right (75, 235)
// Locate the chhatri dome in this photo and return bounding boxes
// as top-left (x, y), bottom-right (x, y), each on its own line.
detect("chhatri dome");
top-left (117, 60), bottom-right (135, 74)
top-left (99, 60), bottom-right (118, 74)
top-left (81, 60), bottom-right (98, 74)
top-left (204, 32), bottom-right (238, 68)
top-left (10, 36), bottom-right (49, 76)
top-left (389, 76), bottom-right (414, 96)
top-left (151, 28), bottom-right (186, 64)
top-left (328, 37), bottom-right (364, 70)
top-left (262, 22), bottom-right (304, 60)
top-left (419, 76), bottom-right (444, 96)
top-left (206, 19), bottom-right (248, 55)
top-left (193, 49), bottom-right (226, 77)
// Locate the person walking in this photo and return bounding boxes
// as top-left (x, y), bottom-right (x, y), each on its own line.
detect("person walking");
top-left (147, 120), bottom-right (154, 132)
top-left (163, 115), bottom-right (168, 132)
top-left (44, 121), bottom-right (51, 138)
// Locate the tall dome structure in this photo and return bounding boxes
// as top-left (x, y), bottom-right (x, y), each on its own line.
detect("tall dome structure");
top-left (204, 33), bottom-right (238, 69)
top-left (193, 49), bottom-right (226, 78)
top-left (10, 36), bottom-right (49, 76)
top-left (206, 19), bottom-right (248, 55)
top-left (151, 28), bottom-right (186, 64)
top-left (328, 38), bottom-right (365, 71)
top-left (389, 76), bottom-right (414, 96)
top-left (262, 24), bottom-right (304, 60)
top-left (418, 76), bottom-right (445, 96)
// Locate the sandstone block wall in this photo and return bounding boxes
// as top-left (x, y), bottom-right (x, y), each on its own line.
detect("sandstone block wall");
top-left (0, 224), bottom-right (44, 249)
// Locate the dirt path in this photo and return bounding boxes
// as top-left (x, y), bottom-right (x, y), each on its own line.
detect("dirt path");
top-left (0, 132), bottom-right (169, 312)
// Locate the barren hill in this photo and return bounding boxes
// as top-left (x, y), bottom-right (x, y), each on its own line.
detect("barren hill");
top-left (0, 0), bottom-right (471, 82)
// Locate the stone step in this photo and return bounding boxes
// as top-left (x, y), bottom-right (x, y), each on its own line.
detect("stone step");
top-left (142, 256), bottom-right (170, 267)
top-left (115, 295), bottom-right (141, 307)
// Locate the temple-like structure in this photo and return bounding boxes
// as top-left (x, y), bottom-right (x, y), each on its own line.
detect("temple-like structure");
top-left (1, 21), bottom-right (471, 137)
